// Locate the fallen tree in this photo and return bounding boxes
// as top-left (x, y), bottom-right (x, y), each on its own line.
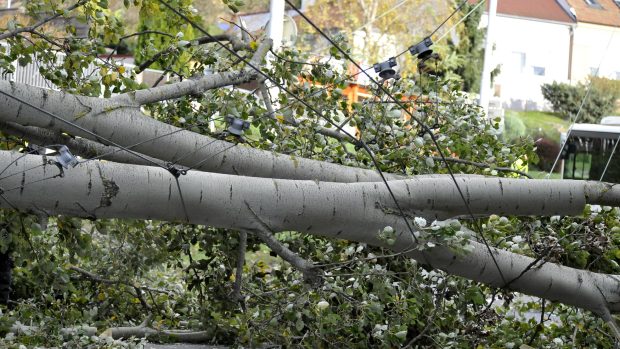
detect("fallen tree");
top-left (1, 151), bottom-right (619, 320)
top-left (0, 0), bottom-right (619, 347)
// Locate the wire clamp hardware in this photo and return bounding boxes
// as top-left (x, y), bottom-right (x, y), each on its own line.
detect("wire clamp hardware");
top-left (409, 37), bottom-right (433, 60)
top-left (56, 145), bottom-right (78, 169)
top-left (373, 57), bottom-right (398, 80)
top-left (167, 164), bottom-right (188, 178)
top-left (226, 116), bottom-right (251, 136)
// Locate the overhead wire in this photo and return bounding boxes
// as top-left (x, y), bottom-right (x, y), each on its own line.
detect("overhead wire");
top-left (0, 90), bottom-right (210, 222)
top-left (391, 0), bottom-right (472, 59)
top-left (155, 0), bottom-right (422, 244)
top-left (284, 0), bottom-right (507, 284)
top-left (436, 0), bottom-right (486, 43)
top-left (599, 134), bottom-right (620, 182)
top-left (310, 0), bottom-right (413, 55)
top-left (546, 28), bottom-right (617, 179)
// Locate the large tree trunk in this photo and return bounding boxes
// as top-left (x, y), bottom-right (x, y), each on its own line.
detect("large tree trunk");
top-left (1, 151), bottom-right (619, 317)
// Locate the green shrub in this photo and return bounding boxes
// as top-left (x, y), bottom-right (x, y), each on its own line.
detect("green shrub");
top-left (541, 80), bottom-right (616, 123)
top-left (590, 76), bottom-right (620, 100)
top-left (590, 76), bottom-right (620, 113)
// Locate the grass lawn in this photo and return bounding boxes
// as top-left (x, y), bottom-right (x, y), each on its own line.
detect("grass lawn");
top-left (528, 170), bottom-right (563, 179)
top-left (504, 110), bottom-right (570, 142)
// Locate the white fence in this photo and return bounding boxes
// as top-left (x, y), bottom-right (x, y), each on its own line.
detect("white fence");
top-left (0, 42), bottom-right (169, 91)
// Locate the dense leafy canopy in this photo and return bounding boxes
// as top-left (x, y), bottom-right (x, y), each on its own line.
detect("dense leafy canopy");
top-left (0, 1), bottom-right (618, 348)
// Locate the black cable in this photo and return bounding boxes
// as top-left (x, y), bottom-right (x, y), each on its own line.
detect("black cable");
top-left (0, 90), bottom-right (167, 171)
top-left (0, 90), bottom-right (196, 223)
top-left (285, 0), bottom-right (507, 284)
top-left (429, 0), bottom-right (471, 37)
top-left (392, 0), bottom-right (474, 60)
top-left (155, 0), bottom-right (421, 244)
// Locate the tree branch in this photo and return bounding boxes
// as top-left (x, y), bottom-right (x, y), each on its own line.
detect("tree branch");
top-left (0, 0), bottom-right (89, 41)
top-left (69, 266), bottom-right (172, 296)
top-left (431, 156), bottom-right (532, 179)
top-left (126, 38), bottom-right (271, 105)
top-left (0, 79), bottom-right (394, 182)
top-left (258, 81), bottom-right (276, 117)
top-left (232, 230), bottom-right (247, 302)
top-left (0, 121), bottom-right (166, 167)
top-left (244, 201), bottom-right (320, 284)
top-left (0, 152), bottom-right (619, 316)
top-left (10, 323), bottom-right (97, 337)
top-left (101, 326), bottom-right (209, 342)
top-left (135, 34), bottom-right (249, 74)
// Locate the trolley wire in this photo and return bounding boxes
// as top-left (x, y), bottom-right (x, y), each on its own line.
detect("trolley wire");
top-left (284, 0), bottom-right (507, 284)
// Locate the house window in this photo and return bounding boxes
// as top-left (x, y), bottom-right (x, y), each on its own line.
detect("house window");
top-left (585, 0), bottom-right (603, 8)
top-left (533, 66), bottom-right (546, 76)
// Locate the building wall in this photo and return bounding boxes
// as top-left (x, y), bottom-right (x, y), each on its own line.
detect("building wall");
top-left (570, 22), bottom-right (620, 83)
top-left (483, 14), bottom-right (572, 110)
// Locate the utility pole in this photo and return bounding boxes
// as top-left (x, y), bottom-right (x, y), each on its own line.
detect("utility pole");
top-left (269, 0), bottom-right (285, 51)
top-left (479, 0), bottom-right (497, 117)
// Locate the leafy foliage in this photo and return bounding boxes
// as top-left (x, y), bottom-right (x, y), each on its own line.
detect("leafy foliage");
top-left (0, 0), bottom-right (618, 348)
top-left (446, 1), bottom-right (484, 93)
top-left (541, 81), bottom-right (617, 123)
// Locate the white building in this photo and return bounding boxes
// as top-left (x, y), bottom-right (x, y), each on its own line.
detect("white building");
top-left (566, 0), bottom-right (620, 82)
top-left (479, 0), bottom-right (620, 111)
top-left (479, 0), bottom-right (575, 110)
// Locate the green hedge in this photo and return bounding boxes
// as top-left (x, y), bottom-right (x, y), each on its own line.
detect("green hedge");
top-left (541, 77), bottom-right (618, 123)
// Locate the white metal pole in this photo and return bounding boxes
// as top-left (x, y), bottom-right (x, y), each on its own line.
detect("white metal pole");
top-left (479, 0), bottom-right (497, 117)
top-left (268, 0), bottom-right (285, 51)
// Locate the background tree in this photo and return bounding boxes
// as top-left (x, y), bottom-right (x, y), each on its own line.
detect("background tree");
top-left (446, 1), bottom-right (484, 92)
top-left (133, 0), bottom-right (200, 72)
top-left (0, 1), bottom-right (619, 348)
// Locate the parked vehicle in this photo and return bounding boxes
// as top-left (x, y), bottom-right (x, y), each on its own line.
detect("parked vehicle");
top-left (559, 116), bottom-right (620, 182)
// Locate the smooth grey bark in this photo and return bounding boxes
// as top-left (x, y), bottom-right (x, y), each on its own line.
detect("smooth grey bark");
top-left (0, 65), bottom-right (395, 182)
top-left (129, 38), bottom-right (270, 105)
top-left (1, 151), bottom-right (619, 316)
top-left (0, 121), bottom-right (166, 167)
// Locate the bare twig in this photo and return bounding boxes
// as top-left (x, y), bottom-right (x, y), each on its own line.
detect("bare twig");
top-left (68, 266), bottom-right (173, 295)
top-left (244, 201), bottom-right (320, 284)
top-left (232, 230), bottom-right (247, 302)
top-left (527, 298), bottom-right (546, 345)
top-left (431, 156), bottom-right (532, 179)
top-left (106, 30), bottom-right (176, 61)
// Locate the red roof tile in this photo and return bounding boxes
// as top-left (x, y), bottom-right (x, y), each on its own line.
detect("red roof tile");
top-left (566, 0), bottom-right (620, 27)
top-left (468, 0), bottom-right (574, 23)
